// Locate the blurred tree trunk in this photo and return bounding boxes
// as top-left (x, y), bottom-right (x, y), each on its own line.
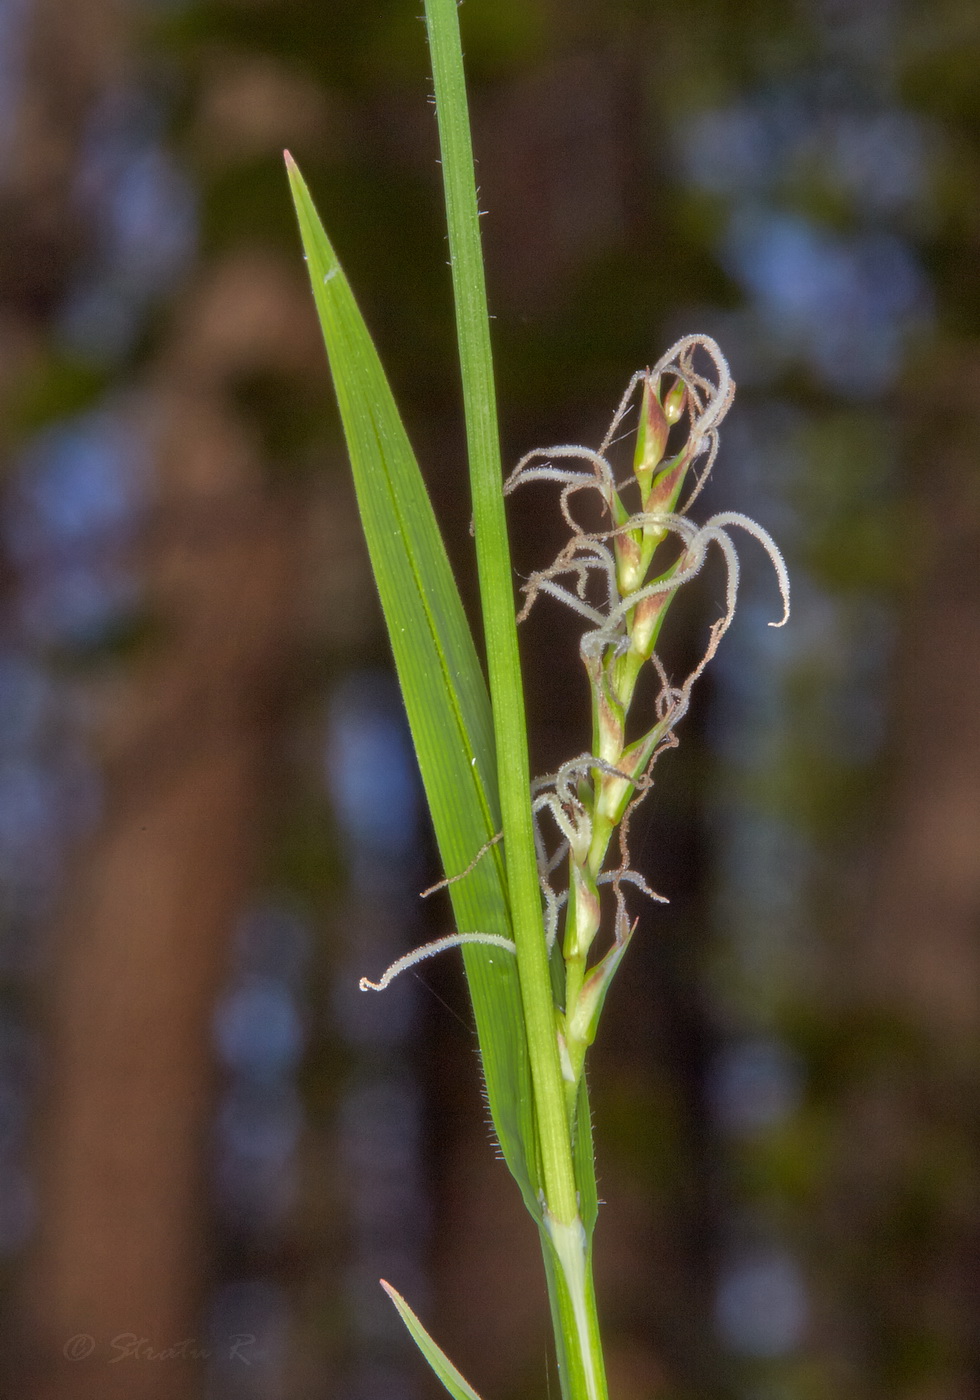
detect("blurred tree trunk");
top-left (20, 315), bottom-right (303, 1400)
top-left (3, 3), bottom-right (317, 1394)
top-left (838, 348), bottom-right (980, 1395)
top-left (867, 352), bottom-right (980, 1044)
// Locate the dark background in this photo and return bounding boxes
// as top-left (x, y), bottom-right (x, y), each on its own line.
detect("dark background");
top-left (0, 1), bottom-right (978, 1398)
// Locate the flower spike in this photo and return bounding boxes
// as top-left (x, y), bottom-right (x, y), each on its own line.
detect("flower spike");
top-left (504, 338), bottom-right (789, 1116)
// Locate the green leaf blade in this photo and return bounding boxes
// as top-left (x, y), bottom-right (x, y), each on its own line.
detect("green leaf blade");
top-left (286, 155), bottom-right (541, 1213)
top-left (381, 1281), bottom-right (484, 1400)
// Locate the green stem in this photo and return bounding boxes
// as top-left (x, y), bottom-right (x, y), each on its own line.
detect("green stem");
top-left (422, 0), bottom-right (575, 1229)
top-left (423, 4), bottom-right (607, 1398)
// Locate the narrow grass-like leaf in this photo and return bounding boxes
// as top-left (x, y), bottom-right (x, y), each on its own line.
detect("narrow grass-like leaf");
top-left (286, 155), bottom-right (541, 1211)
top-left (381, 1281), bottom-right (484, 1400)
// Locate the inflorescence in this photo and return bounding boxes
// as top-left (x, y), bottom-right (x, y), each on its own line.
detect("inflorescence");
top-left (360, 336), bottom-right (788, 1114)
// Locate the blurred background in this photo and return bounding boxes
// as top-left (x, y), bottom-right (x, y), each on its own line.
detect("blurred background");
top-left (0, 0), bottom-right (977, 1397)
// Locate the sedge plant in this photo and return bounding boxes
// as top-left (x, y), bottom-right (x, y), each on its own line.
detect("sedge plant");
top-left (286, 2), bottom-right (788, 1397)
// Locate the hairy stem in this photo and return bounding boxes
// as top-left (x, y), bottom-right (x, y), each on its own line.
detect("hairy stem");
top-left (423, 3), bottom-right (608, 1398)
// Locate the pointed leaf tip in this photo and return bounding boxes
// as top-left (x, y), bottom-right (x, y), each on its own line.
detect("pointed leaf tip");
top-left (380, 1280), bottom-right (484, 1400)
